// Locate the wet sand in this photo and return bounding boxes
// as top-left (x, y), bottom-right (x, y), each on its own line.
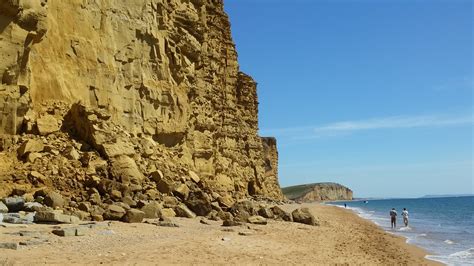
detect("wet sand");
top-left (0, 203), bottom-right (441, 265)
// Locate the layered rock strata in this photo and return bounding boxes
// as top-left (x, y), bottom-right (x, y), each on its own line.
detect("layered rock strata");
top-left (0, 0), bottom-right (284, 219)
top-left (283, 183), bottom-right (353, 202)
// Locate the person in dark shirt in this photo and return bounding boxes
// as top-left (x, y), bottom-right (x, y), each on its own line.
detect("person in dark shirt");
top-left (390, 208), bottom-right (397, 229)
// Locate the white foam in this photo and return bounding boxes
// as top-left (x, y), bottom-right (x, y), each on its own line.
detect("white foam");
top-left (398, 226), bottom-right (412, 232)
top-left (427, 248), bottom-right (474, 265)
top-left (444, 239), bottom-right (455, 245)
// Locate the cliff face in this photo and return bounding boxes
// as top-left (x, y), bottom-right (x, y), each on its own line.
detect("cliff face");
top-left (283, 183), bottom-right (353, 202)
top-left (0, 0), bottom-right (284, 201)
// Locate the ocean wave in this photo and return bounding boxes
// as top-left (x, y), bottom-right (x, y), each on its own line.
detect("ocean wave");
top-left (444, 239), bottom-right (455, 245)
top-left (398, 226), bottom-right (412, 232)
top-left (427, 248), bottom-right (474, 265)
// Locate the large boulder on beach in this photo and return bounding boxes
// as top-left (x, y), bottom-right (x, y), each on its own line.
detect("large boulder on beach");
top-left (292, 208), bottom-right (319, 226)
top-left (103, 205), bottom-right (126, 220)
top-left (122, 209), bottom-right (145, 223)
top-left (271, 206), bottom-right (293, 222)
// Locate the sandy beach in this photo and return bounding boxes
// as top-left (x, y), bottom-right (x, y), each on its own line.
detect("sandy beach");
top-left (0, 203), bottom-right (440, 265)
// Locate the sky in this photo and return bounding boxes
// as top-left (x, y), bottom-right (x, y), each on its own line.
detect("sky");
top-left (224, 0), bottom-right (473, 198)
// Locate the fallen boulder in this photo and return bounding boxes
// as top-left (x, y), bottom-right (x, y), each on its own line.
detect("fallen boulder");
top-left (103, 205), bottom-right (126, 220)
top-left (122, 209), bottom-right (145, 223)
top-left (34, 211), bottom-right (80, 224)
top-left (291, 208), bottom-right (319, 226)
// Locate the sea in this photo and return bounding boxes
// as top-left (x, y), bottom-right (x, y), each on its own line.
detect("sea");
top-left (327, 196), bottom-right (474, 266)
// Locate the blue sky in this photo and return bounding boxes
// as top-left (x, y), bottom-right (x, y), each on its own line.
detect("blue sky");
top-left (224, 0), bottom-right (473, 198)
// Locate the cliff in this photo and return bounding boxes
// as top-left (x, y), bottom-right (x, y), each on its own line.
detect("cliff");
top-left (0, 0), bottom-right (284, 212)
top-left (283, 183), bottom-right (353, 202)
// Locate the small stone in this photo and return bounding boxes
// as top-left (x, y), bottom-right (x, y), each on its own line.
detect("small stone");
top-left (19, 231), bottom-right (43, 237)
top-left (26, 152), bottom-right (42, 162)
top-left (91, 214), bottom-right (104, 222)
top-left (156, 179), bottom-right (173, 194)
top-left (173, 183), bottom-right (190, 200)
top-left (0, 242), bottom-right (19, 250)
top-left (188, 170), bottom-right (200, 183)
top-left (159, 208), bottom-right (176, 218)
top-left (52, 228), bottom-right (75, 237)
top-left (78, 202), bottom-right (91, 212)
top-left (200, 219), bottom-right (210, 225)
top-left (110, 190), bottom-right (122, 200)
top-left (257, 207), bottom-right (274, 219)
top-left (217, 195), bottom-right (235, 209)
top-left (222, 219), bottom-right (241, 227)
top-left (247, 215), bottom-right (267, 225)
top-left (64, 147), bottom-right (81, 160)
top-left (238, 231), bottom-right (254, 236)
top-left (149, 170), bottom-right (163, 183)
top-left (158, 221), bottom-right (180, 227)
top-left (121, 196), bottom-right (137, 208)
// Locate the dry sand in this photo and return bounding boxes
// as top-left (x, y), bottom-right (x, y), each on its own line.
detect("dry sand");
top-left (0, 203), bottom-right (441, 265)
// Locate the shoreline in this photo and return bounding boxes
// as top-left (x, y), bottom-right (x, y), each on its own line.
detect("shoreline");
top-left (0, 203), bottom-right (441, 265)
top-left (322, 203), bottom-right (445, 265)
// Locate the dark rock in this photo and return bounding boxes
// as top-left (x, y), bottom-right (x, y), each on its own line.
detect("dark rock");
top-left (0, 202), bottom-right (8, 213)
top-left (257, 207), bottom-right (274, 218)
top-left (222, 219), bottom-right (241, 227)
top-left (2, 197), bottom-right (25, 212)
top-left (200, 219), bottom-right (210, 225)
top-left (156, 179), bottom-right (173, 194)
top-left (271, 206), bottom-right (293, 222)
top-left (184, 191), bottom-right (212, 216)
top-left (230, 200), bottom-right (257, 222)
top-left (78, 202), bottom-right (91, 212)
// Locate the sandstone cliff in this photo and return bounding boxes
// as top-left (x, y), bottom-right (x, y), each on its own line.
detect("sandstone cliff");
top-left (0, 0), bottom-right (284, 213)
top-left (283, 183), bottom-right (353, 202)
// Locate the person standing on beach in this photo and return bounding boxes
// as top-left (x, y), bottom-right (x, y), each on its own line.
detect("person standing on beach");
top-left (402, 208), bottom-right (409, 227)
top-left (390, 208), bottom-right (397, 229)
